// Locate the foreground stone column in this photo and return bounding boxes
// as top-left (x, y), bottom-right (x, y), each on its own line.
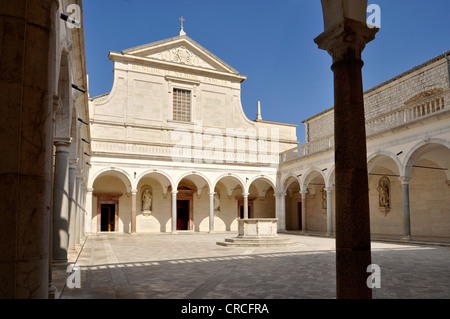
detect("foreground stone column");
top-left (0, 0), bottom-right (57, 298)
top-left (209, 192), bottom-right (215, 233)
top-left (131, 190), bottom-right (137, 233)
top-left (400, 177), bottom-right (412, 240)
top-left (315, 17), bottom-right (378, 299)
top-left (171, 191), bottom-right (178, 233)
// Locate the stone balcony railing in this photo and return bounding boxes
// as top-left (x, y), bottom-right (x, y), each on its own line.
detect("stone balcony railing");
top-left (280, 90), bottom-right (449, 164)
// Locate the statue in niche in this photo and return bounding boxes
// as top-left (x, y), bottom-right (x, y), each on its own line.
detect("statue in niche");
top-left (321, 187), bottom-right (327, 210)
top-left (377, 176), bottom-right (390, 215)
top-left (214, 193), bottom-right (220, 213)
top-left (142, 188), bottom-right (152, 215)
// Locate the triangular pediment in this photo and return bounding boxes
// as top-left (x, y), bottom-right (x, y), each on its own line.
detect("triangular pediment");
top-left (121, 35), bottom-right (240, 75)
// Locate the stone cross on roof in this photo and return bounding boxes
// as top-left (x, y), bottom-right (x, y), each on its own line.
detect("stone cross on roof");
top-left (179, 16), bottom-right (186, 36)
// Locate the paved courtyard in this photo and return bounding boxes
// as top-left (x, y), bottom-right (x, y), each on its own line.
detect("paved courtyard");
top-left (55, 232), bottom-right (450, 300)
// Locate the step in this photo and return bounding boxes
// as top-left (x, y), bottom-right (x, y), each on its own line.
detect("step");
top-left (216, 237), bottom-right (299, 247)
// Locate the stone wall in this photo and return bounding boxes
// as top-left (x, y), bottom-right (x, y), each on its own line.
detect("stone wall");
top-left (304, 53), bottom-right (450, 142)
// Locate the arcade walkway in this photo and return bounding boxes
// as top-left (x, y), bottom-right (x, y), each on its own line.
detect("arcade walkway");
top-left (54, 232), bottom-right (450, 299)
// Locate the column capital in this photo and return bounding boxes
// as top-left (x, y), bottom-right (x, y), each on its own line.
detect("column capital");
top-left (172, 190), bottom-right (178, 195)
top-left (242, 192), bottom-right (249, 197)
top-left (314, 18), bottom-right (378, 63)
top-left (54, 137), bottom-right (72, 149)
top-left (86, 188), bottom-right (94, 193)
top-left (325, 187), bottom-right (334, 192)
top-left (209, 192), bottom-right (216, 196)
top-left (274, 192), bottom-right (286, 198)
top-left (399, 176), bottom-right (412, 184)
top-left (131, 189), bottom-right (138, 195)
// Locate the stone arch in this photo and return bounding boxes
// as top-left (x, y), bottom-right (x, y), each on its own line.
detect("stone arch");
top-left (247, 176), bottom-right (276, 219)
top-left (282, 173), bottom-right (302, 231)
top-left (90, 168), bottom-right (134, 233)
top-left (401, 139), bottom-right (450, 240)
top-left (302, 168), bottom-right (326, 191)
top-left (403, 138), bottom-right (450, 180)
top-left (246, 175), bottom-right (276, 194)
top-left (212, 173), bottom-right (245, 194)
top-left (302, 168), bottom-right (327, 233)
top-left (136, 169), bottom-right (175, 192)
top-left (281, 173), bottom-right (301, 194)
top-left (175, 172), bottom-right (212, 232)
top-left (367, 151), bottom-right (404, 236)
top-left (326, 165), bottom-right (336, 189)
top-left (175, 171), bottom-right (212, 193)
top-left (89, 167), bottom-right (133, 193)
top-left (367, 150), bottom-right (402, 177)
top-left (135, 170), bottom-right (175, 233)
top-left (212, 174), bottom-right (246, 232)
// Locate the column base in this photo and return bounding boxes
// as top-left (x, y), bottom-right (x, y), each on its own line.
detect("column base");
top-left (401, 235), bottom-right (412, 242)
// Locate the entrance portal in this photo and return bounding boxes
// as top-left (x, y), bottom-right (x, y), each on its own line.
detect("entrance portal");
top-left (94, 193), bottom-right (122, 233)
top-left (177, 200), bottom-right (190, 230)
top-left (101, 204), bottom-right (116, 232)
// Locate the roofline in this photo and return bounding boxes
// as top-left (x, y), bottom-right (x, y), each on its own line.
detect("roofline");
top-left (120, 34), bottom-right (241, 75)
top-left (108, 51), bottom-right (247, 83)
top-left (302, 49), bottom-right (450, 123)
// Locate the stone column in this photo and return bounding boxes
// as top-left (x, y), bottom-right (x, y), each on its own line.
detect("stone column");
top-left (0, 0), bottom-right (60, 299)
top-left (315, 18), bottom-right (378, 299)
top-left (400, 177), bottom-right (412, 241)
top-left (326, 187), bottom-right (334, 236)
top-left (131, 190), bottom-right (137, 233)
top-left (301, 190), bottom-right (308, 233)
top-left (243, 193), bottom-right (249, 219)
top-left (209, 192), bottom-right (215, 233)
top-left (52, 139), bottom-right (72, 264)
top-left (85, 188), bottom-right (93, 233)
top-left (275, 193), bottom-right (287, 231)
top-left (68, 162), bottom-right (78, 252)
top-left (171, 191), bottom-right (178, 233)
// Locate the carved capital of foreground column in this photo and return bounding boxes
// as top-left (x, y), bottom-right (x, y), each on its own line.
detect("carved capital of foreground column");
top-left (314, 18), bottom-right (378, 63)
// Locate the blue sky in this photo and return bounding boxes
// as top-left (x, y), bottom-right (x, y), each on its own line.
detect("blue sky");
top-left (83, 0), bottom-right (449, 143)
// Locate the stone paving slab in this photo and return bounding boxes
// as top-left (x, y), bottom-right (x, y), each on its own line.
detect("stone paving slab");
top-left (57, 232), bottom-right (450, 299)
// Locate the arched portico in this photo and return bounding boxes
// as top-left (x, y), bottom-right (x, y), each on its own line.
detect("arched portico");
top-left (246, 176), bottom-right (276, 220)
top-left (302, 169), bottom-right (327, 233)
top-left (403, 141), bottom-right (450, 240)
top-left (171, 173), bottom-right (212, 233)
top-left (135, 171), bottom-right (174, 233)
top-left (282, 174), bottom-right (302, 231)
top-left (213, 174), bottom-right (245, 232)
top-left (89, 169), bottom-right (133, 233)
top-left (367, 152), bottom-right (403, 238)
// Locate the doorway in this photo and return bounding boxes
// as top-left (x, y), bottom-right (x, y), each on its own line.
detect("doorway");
top-left (177, 200), bottom-right (191, 230)
top-left (101, 204), bottom-right (116, 232)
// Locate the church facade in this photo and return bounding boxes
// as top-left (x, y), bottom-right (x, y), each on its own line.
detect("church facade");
top-left (87, 31), bottom-right (298, 234)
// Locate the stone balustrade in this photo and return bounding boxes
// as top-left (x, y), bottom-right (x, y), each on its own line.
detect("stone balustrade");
top-left (280, 90), bottom-right (449, 163)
